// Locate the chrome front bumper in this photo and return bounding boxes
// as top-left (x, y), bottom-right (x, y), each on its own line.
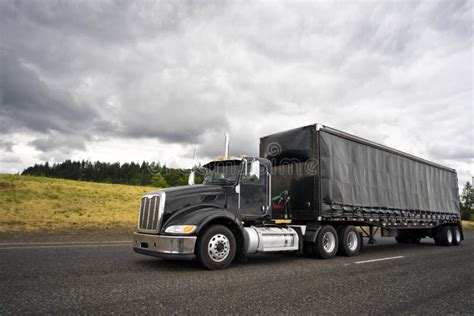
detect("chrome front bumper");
top-left (132, 232), bottom-right (197, 259)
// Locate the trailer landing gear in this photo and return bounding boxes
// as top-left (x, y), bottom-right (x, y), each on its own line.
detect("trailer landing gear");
top-left (360, 226), bottom-right (378, 244)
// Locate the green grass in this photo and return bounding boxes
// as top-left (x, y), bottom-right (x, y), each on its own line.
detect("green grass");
top-left (0, 174), bottom-right (156, 233)
top-left (462, 220), bottom-right (474, 230)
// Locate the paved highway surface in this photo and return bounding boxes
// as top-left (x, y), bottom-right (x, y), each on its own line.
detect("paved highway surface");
top-left (1, 232), bottom-right (473, 314)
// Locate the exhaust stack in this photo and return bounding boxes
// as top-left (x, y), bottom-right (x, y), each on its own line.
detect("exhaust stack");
top-left (224, 132), bottom-right (230, 159)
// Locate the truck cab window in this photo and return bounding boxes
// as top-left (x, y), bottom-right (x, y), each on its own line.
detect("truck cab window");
top-left (202, 161), bottom-right (241, 185)
top-left (241, 161), bottom-right (264, 184)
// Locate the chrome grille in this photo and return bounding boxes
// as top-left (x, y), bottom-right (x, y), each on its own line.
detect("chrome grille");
top-left (138, 193), bottom-right (164, 233)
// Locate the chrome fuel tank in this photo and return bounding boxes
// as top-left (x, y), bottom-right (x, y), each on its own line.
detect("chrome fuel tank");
top-left (244, 226), bottom-right (299, 253)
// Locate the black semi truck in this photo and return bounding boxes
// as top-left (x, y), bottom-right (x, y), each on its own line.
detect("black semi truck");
top-left (133, 124), bottom-right (463, 270)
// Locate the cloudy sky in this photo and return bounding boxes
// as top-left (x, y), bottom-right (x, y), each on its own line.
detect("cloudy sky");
top-left (0, 0), bottom-right (473, 186)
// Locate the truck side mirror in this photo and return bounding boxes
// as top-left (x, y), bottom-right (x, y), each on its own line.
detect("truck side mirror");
top-left (249, 160), bottom-right (260, 180)
top-left (188, 171), bottom-right (195, 185)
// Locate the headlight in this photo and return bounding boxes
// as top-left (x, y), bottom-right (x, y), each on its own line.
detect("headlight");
top-left (165, 225), bottom-right (197, 234)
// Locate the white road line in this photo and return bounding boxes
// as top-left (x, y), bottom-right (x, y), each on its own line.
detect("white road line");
top-left (0, 242), bottom-right (131, 250)
top-left (0, 240), bottom-right (130, 246)
top-left (354, 256), bottom-right (404, 264)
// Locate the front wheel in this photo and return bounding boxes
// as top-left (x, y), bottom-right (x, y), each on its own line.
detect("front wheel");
top-left (196, 225), bottom-right (236, 270)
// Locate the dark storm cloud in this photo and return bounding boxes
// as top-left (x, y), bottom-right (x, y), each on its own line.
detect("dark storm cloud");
top-left (0, 0), bottom-right (231, 151)
top-left (29, 134), bottom-right (88, 153)
top-left (1, 53), bottom-right (99, 134)
top-left (0, 139), bottom-right (15, 152)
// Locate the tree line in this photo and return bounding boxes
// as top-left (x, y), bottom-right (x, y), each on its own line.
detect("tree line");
top-left (21, 160), bottom-right (203, 188)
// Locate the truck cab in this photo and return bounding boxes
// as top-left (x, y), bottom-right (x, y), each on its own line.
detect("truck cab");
top-left (133, 156), bottom-right (297, 269)
top-left (200, 157), bottom-right (272, 220)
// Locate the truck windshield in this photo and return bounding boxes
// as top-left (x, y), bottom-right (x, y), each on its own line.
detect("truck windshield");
top-left (202, 161), bottom-right (241, 185)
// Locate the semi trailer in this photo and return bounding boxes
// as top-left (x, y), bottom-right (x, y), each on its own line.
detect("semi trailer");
top-left (133, 124), bottom-right (463, 270)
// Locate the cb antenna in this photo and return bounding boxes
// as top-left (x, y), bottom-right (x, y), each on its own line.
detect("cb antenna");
top-left (192, 132), bottom-right (197, 162)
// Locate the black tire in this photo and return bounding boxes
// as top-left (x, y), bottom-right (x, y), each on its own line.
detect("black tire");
top-left (451, 226), bottom-right (462, 246)
top-left (337, 225), bottom-right (361, 257)
top-left (303, 241), bottom-right (315, 258)
top-left (436, 226), bottom-right (453, 247)
top-left (313, 225), bottom-right (338, 259)
top-left (195, 225), bottom-right (236, 270)
top-left (432, 228), bottom-right (443, 245)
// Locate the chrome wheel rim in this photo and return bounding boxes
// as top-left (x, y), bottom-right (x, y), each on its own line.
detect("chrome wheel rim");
top-left (455, 228), bottom-right (461, 242)
top-left (208, 234), bottom-right (230, 262)
top-left (347, 231), bottom-right (358, 251)
top-left (446, 229), bottom-right (453, 244)
top-left (322, 232), bottom-right (336, 253)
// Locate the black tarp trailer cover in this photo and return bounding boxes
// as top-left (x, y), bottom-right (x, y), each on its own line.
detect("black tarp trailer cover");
top-left (260, 124), bottom-right (460, 224)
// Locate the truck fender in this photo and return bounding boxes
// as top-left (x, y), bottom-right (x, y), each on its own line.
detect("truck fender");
top-left (194, 209), bottom-right (243, 235)
top-left (163, 206), bottom-right (243, 236)
top-left (303, 222), bottom-right (323, 243)
top-left (185, 208), bottom-right (246, 261)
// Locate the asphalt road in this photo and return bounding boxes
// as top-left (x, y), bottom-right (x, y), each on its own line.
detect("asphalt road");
top-left (1, 232), bottom-right (473, 314)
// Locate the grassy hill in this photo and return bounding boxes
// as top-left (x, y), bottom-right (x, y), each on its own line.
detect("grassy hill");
top-left (0, 174), bottom-right (156, 233)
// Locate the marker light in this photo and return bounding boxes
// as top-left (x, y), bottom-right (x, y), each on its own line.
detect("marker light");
top-left (165, 225), bottom-right (197, 234)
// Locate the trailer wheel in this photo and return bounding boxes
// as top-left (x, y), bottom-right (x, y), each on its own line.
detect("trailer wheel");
top-left (436, 226), bottom-right (453, 247)
top-left (451, 226), bottom-right (462, 246)
top-left (313, 225), bottom-right (338, 259)
top-left (195, 225), bottom-right (236, 270)
top-left (337, 226), bottom-right (361, 257)
top-left (432, 228), bottom-right (442, 245)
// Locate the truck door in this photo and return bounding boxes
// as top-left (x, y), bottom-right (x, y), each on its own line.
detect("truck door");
top-left (238, 160), bottom-right (269, 218)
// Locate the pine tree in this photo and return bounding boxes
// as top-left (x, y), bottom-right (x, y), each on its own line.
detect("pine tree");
top-left (460, 181), bottom-right (473, 220)
top-left (151, 173), bottom-right (169, 188)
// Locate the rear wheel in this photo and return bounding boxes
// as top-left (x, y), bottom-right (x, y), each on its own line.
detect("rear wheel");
top-left (433, 226), bottom-right (453, 246)
top-left (433, 228), bottom-right (442, 245)
top-left (337, 225), bottom-right (361, 257)
top-left (451, 226), bottom-right (462, 246)
top-left (195, 225), bottom-right (236, 270)
top-left (303, 241), bottom-right (315, 258)
top-left (313, 225), bottom-right (338, 259)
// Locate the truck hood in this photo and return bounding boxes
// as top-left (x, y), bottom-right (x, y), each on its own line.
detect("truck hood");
top-left (149, 184), bottom-right (228, 226)
top-left (160, 184), bottom-right (226, 199)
